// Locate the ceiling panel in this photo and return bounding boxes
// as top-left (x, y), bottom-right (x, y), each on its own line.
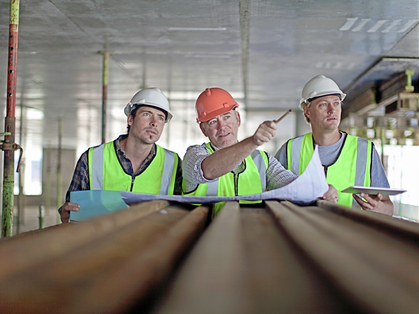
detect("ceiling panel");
top-left (0, 0), bottom-right (417, 157)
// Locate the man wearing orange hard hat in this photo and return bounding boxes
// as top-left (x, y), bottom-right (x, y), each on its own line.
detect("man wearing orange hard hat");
top-left (182, 87), bottom-right (338, 216)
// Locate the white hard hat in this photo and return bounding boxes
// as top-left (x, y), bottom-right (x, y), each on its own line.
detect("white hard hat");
top-left (124, 88), bottom-right (173, 122)
top-left (299, 75), bottom-right (346, 110)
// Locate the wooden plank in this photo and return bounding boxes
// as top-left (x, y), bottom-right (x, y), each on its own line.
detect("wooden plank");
top-left (156, 203), bottom-right (349, 313)
top-left (156, 202), bottom-right (251, 314)
top-left (267, 201), bottom-right (419, 314)
top-left (317, 200), bottom-right (419, 241)
top-left (0, 200), bottom-right (169, 279)
top-left (0, 204), bottom-right (209, 314)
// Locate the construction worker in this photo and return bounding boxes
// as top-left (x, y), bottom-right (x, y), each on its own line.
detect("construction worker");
top-left (59, 88), bottom-right (182, 223)
top-left (182, 87), bottom-right (338, 216)
top-left (275, 75), bottom-right (393, 215)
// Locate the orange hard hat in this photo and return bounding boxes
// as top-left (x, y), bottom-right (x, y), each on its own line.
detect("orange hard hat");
top-left (195, 87), bottom-right (239, 123)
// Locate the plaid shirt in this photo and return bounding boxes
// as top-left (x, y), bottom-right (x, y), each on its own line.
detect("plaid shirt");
top-left (64, 134), bottom-right (182, 203)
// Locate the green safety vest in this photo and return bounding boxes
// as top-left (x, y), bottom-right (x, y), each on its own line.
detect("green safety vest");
top-left (286, 132), bottom-right (372, 207)
top-left (183, 142), bottom-right (269, 216)
top-left (88, 141), bottom-right (179, 195)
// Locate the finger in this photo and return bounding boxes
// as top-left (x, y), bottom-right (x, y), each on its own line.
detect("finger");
top-left (266, 121), bottom-right (278, 130)
top-left (259, 122), bottom-right (276, 134)
top-left (67, 204), bottom-right (80, 212)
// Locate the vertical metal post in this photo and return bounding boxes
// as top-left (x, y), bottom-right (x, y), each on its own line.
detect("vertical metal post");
top-left (2, 0), bottom-right (20, 238)
top-left (45, 145), bottom-right (51, 214)
top-left (380, 128), bottom-right (385, 167)
top-left (16, 99), bottom-right (24, 234)
top-left (101, 52), bottom-right (109, 144)
top-left (56, 119), bottom-right (62, 223)
top-left (38, 205), bottom-right (44, 229)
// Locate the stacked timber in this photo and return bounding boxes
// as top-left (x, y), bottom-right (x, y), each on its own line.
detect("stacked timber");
top-left (0, 200), bottom-right (209, 313)
top-left (0, 200), bottom-right (418, 314)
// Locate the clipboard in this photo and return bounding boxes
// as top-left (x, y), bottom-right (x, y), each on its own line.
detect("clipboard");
top-left (341, 186), bottom-right (406, 196)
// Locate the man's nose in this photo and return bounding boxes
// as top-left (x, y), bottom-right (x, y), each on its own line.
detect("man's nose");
top-left (150, 116), bottom-right (157, 126)
top-left (217, 118), bottom-right (226, 128)
top-left (327, 104), bottom-right (335, 112)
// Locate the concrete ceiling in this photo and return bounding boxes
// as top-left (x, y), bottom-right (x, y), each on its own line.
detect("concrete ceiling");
top-left (0, 0), bottom-right (418, 157)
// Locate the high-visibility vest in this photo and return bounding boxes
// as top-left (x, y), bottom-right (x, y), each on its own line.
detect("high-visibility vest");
top-left (286, 132), bottom-right (372, 207)
top-left (88, 142), bottom-right (179, 195)
top-left (183, 142), bottom-right (269, 216)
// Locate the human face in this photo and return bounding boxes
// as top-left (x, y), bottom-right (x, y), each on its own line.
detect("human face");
top-left (128, 106), bottom-right (166, 144)
top-left (200, 109), bottom-right (241, 149)
top-left (304, 95), bottom-right (341, 133)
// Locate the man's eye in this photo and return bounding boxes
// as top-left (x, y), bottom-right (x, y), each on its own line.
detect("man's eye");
top-left (209, 120), bottom-right (216, 125)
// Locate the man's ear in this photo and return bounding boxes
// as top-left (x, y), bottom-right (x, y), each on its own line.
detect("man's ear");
top-left (199, 123), bottom-right (208, 138)
top-left (236, 111), bottom-right (241, 127)
top-left (127, 114), bottom-right (133, 126)
top-left (303, 105), bottom-right (310, 119)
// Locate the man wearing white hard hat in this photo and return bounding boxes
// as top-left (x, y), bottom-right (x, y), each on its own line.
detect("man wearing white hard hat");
top-left (275, 75), bottom-right (393, 215)
top-left (59, 88), bottom-right (182, 223)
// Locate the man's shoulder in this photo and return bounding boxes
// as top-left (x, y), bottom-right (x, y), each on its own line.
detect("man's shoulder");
top-left (344, 133), bottom-right (373, 146)
top-left (155, 144), bottom-right (182, 159)
top-left (185, 143), bottom-right (208, 152)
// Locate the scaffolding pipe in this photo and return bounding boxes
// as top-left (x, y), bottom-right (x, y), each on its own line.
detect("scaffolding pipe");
top-left (16, 97), bottom-right (24, 234)
top-left (45, 145), bottom-right (51, 214)
top-left (56, 119), bottom-right (62, 223)
top-left (2, 0), bottom-right (20, 238)
top-left (38, 205), bottom-right (44, 229)
top-left (101, 52), bottom-right (109, 144)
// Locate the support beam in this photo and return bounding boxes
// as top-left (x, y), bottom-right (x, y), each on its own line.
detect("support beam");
top-left (2, 0), bottom-right (20, 238)
top-left (101, 52), bottom-right (109, 144)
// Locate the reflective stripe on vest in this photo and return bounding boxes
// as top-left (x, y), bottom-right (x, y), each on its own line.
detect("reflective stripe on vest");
top-left (160, 150), bottom-right (175, 195)
top-left (89, 142), bottom-right (177, 195)
top-left (91, 144), bottom-right (105, 190)
top-left (287, 133), bottom-right (372, 207)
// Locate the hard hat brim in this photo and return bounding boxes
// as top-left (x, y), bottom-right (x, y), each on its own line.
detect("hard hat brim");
top-left (125, 103), bottom-right (173, 122)
top-left (197, 105), bottom-right (237, 123)
top-left (299, 92), bottom-right (346, 110)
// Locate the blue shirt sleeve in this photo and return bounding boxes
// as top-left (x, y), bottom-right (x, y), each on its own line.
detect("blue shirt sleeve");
top-left (370, 145), bottom-right (390, 188)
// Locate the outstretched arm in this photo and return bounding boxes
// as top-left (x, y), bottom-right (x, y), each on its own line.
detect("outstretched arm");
top-left (202, 120), bottom-right (279, 180)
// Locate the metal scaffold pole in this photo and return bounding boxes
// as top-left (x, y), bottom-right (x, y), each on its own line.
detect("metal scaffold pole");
top-left (56, 119), bottom-right (62, 224)
top-left (1, 0), bottom-right (21, 238)
top-left (101, 52), bottom-right (109, 144)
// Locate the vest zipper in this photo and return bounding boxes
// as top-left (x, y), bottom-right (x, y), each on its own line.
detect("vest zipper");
top-left (234, 160), bottom-right (247, 196)
top-left (130, 176), bottom-right (135, 191)
top-left (234, 172), bottom-right (239, 196)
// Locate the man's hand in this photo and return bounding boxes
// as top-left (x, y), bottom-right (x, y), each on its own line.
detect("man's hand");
top-left (353, 193), bottom-right (393, 216)
top-left (252, 121), bottom-right (278, 146)
top-left (59, 202), bottom-right (80, 223)
top-left (320, 184), bottom-right (339, 203)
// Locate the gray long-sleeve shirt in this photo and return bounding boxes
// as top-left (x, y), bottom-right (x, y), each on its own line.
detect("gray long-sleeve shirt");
top-left (182, 142), bottom-right (297, 193)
